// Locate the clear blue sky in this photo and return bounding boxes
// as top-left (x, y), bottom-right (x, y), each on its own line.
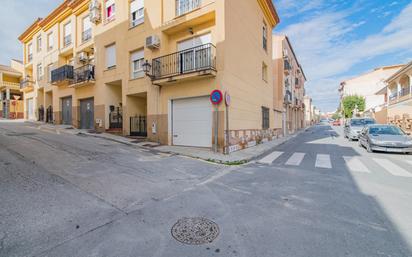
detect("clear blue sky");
top-left (273, 0), bottom-right (412, 112)
top-left (1, 0), bottom-right (412, 112)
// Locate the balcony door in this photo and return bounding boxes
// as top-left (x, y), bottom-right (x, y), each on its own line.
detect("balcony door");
top-left (177, 33), bottom-right (211, 74)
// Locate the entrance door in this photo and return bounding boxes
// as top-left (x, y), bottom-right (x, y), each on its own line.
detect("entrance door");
top-left (172, 96), bottom-right (212, 148)
top-left (61, 96), bottom-right (72, 125)
top-left (80, 98), bottom-right (94, 129)
top-left (27, 98), bottom-right (35, 120)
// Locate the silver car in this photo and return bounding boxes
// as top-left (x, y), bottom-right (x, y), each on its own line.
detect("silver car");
top-left (358, 125), bottom-right (412, 154)
top-left (344, 118), bottom-right (376, 140)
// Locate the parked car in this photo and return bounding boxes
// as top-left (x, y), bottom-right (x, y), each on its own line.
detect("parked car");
top-left (332, 120), bottom-right (341, 126)
top-left (358, 125), bottom-right (412, 154)
top-left (344, 118), bottom-right (376, 140)
top-left (319, 119), bottom-right (329, 125)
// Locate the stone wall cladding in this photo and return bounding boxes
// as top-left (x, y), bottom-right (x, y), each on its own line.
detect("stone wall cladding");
top-left (226, 128), bottom-right (283, 153)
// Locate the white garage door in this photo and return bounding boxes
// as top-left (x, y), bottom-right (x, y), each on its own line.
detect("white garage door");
top-left (172, 96), bottom-right (212, 148)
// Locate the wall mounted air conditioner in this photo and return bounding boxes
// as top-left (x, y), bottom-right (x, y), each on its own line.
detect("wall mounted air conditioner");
top-left (146, 35), bottom-right (160, 49)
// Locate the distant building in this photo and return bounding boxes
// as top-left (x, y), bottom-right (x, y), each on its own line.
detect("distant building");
top-left (0, 60), bottom-right (24, 119)
top-left (339, 65), bottom-right (404, 113)
top-left (273, 35), bottom-right (307, 136)
top-left (376, 61), bottom-right (412, 132)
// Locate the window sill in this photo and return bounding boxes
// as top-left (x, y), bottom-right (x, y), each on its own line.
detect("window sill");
top-left (129, 75), bottom-right (145, 81)
top-left (129, 21), bottom-right (144, 30)
top-left (104, 66), bottom-right (116, 72)
top-left (104, 16), bottom-right (116, 25)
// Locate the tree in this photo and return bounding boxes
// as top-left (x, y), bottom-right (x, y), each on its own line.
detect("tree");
top-left (332, 112), bottom-right (342, 120)
top-left (342, 95), bottom-right (366, 118)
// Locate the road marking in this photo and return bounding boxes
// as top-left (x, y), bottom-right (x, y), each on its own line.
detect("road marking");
top-left (343, 156), bottom-right (371, 173)
top-left (258, 151), bottom-right (283, 164)
top-left (315, 154), bottom-right (332, 169)
top-left (285, 153), bottom-right (305, 166)
top-left (405, 160), bottom-right (412, 166)
top-left (373, 158), bottom-right (412, 177)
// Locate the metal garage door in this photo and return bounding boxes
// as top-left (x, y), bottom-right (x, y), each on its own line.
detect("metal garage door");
top-left (172, 96), bottom-right (212, 148)
top-left (62, 96), bottom-right (72, 125)
top-left (80, 98), bottom-right (94, 129)
top-left (27, 98), bottom-right (35, 120)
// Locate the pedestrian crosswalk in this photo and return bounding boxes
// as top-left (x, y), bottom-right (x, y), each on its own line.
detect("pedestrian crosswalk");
top-left (285, 153), bottom-right (305, 166)
top-left (257, 151), bottom-right (412, 178)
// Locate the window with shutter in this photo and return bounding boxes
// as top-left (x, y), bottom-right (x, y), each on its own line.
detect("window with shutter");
top-left (130, 49), bottom-right (144, 79)
top-left (130, 0), bottom-right (144, 27)
top-left (262, 107), bottom-right (270, 129)
top-left (106, 0), bottom-right (116, 21)
top-left (106, 44), bottom-right (116, 69)
top-left (64, 22), bottom-right (72, 47)
top-left (47, 33), bottom-right (54, 51)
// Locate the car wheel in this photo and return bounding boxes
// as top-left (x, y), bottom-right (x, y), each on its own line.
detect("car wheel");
top-left (366, 142), bottom-right (373, 153)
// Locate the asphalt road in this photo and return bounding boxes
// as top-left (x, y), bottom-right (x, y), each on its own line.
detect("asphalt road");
top-left (1, 122), bottom-right (411, 257)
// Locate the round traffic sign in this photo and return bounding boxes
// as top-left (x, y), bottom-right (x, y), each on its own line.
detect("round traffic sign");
top-left (210, 90), bottom-right (223, 105)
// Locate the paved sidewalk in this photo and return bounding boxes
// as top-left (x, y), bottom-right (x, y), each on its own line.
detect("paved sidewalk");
top-left (27, 120), bottom-right (305, 164)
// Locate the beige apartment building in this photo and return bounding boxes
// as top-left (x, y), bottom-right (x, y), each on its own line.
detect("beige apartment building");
top-left (303, 95), bottom-right (313, 126)
top-left (338, 65), bottom-right (404, 117)
top-left (375, 61), bottom-right (412, 132)
top-left (273, 35), bottom-right (306, 136)
top-left (0, 60), bottom-right (24, 119)
top-left (19, 0), bottom-right (280, 153)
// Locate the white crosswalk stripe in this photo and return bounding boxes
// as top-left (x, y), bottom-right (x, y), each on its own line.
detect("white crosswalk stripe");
top-left (285, 153), bottom-right (305, 166)
top-left (373, 158), bottom-right (412, 177)
top-left (343, 156), bottom-right (371, 173)
top-left (406, 160), bottom-right (412, 166)
top-left (258, 151), bottom-right (283, 164)
top-left (315, 154), bottom-right (332, 169)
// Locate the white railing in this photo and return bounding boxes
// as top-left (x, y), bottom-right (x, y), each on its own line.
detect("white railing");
top-left (176, 0), bottom-right (201, 16)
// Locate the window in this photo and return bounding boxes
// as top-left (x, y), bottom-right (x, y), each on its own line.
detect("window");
top-left (262, 62), bottom-right (268, 82)
top-left (82, 16), bottom-right (92, 42)
top-left (130, 0), bottom-right (144, 27)
top-left (105, 44), bottom-right (116, 69)
top-left (27, 43), bottom-right (33, 62)
top-left (105, 0), bottom-right (116, 21)
top-left (63, 22), bottom-right (72, 47)
top-left (262, 107), bottom-right (270, 129)
top-left (130, 49), bottom-right (144, 79)
top-left (47, 63), bottom-right (54, 82)
top-left (37, 63), bottom-right (43, 81)
top-left (47, 32), bottom-right (54, 51)
top-left (176, 0), bottom-right (201, 16)
top-left (263, 21), bottom-right (268, 51)
top-left (37, 36), bottom-right (42, 52)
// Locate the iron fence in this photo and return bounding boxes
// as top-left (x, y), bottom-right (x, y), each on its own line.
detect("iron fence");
top-left (130, 115), bottom-right (147, 137)
top-left (51, 65), bottom-right (74, 84)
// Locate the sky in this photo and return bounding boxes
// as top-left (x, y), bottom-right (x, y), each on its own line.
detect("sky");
top-left (1, 1), bottom-right (412, 112)
top-left (273, 0), bottom-right (412, 112)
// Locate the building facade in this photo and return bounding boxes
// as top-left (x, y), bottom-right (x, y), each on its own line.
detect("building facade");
top-left (338, 65), bottom-right (404, 115)
top-left (303, 95), bottom-right (312, 126)
top-left (382, 61), bottom-right (412, 133)
top-left (19, 0), bottom-right (281, 153)
top-left (0, 60), bottom-right (24, 119)
top-left (272, 35), bottom-right (306, 136)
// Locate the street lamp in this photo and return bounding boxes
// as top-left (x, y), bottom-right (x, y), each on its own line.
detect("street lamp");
top-left (142, 60), bottom-right (153, 79)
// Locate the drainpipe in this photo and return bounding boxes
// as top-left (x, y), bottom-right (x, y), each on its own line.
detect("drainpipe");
top-left (397, 81), bottom-right (401, 99)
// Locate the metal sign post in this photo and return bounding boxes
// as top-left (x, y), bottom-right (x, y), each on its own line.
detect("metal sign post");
top-left (224, 92), bottom-right (231, 154)
top-left (210, 90), bottom-right (223, 153)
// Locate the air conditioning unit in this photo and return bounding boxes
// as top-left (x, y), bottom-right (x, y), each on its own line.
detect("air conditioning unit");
top-left (89, 0), bottom-right (101, 24)
top-left (78, 52), bottom-right (88, 63)
top-left (146, 35), bottom-right (160, 49)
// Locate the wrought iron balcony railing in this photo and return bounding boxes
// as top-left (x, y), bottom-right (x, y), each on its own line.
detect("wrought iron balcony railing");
top-left (151, 43), bottom-right (216, 80)
top-left (51, 65), bottom-right (74, 84)
top-left (71, 64), bottom-right (95, 85)
top-left (20, 79), bottom-right (35, 90)
top-left (399, 87), bottom-right (411, 97)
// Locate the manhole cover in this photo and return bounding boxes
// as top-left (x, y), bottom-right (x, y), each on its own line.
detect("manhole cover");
top-left (171, 217), bottom-right (219, 245)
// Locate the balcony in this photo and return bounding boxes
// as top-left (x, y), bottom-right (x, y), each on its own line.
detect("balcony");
top-left (0, 82), bottom-right (20, 91)
top-left (176, 0), bottom-right (201, 16)
top-left (284, 90), bottom-right (292, 105)
top-left (284, 59), bottom-right (291, 74)
top-left (51, 65), bottom-right (74, 86)
top-left (20, 78), bottom-right (35, 92)
top-left (69, 64), bottom-right (95, 88)
top-left (151, 43), bottom-right (216, 85)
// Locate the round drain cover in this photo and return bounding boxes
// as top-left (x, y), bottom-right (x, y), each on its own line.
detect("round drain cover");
top-left (171, 217), bottom-right (219, 245)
